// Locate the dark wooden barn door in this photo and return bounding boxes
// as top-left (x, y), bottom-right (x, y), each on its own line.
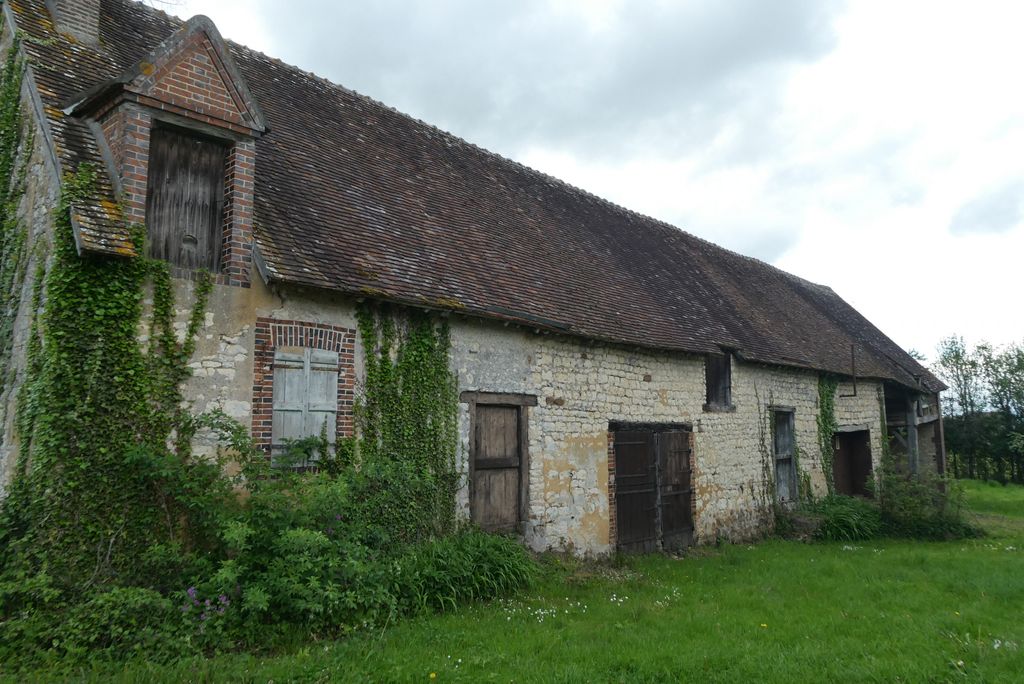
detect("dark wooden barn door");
top-left (614, 426), bottom-right (693, 552)
top-left (613, 429), bottom-right (658, 552)
top-left (471, 405), bottom-right (522, 532)
top-left (657, 430), bottom-right (694, 550)
top-left (834, 430), bottom-right (873, 497)
top-left (146, 126), bottom-right (227, 271)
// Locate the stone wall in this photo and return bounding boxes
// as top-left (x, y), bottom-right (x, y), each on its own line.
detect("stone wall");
top-left (833, 379), bottom-right (887, 474)
top-left (451, 315), bottom-right (888, 556)
top-left (918, 419), bottom-right (940, 473)
top-left (148, 290), bottom-right (893, 556)
top-left (153, 277), bottom-right (362, 459)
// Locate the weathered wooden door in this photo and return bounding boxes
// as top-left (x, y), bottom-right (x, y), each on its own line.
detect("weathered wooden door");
top-left (614, 427), bottom-right (693, 552)
top-left (614, 429), bottom-right (658, 552)
top-left (471, 405), bottom-right (522, 532)
top-left (657, 430), bottom-right (694, 550)
top-left (834, 430), bottom-right (872, 497)
top-left (146, 126), bottom-right (227, 271)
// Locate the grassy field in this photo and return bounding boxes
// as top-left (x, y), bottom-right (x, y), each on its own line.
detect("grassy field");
top-left (20, 481), bottom-right (1024, 683)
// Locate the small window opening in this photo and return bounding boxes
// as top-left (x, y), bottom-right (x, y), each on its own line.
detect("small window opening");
top-left (145, 125), bottom-right (227, 271)
top-left (704, 352), bottom-right (732, 409)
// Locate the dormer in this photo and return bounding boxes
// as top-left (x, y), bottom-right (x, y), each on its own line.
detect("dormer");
top-left (65, 16), bottom-right (266, 287)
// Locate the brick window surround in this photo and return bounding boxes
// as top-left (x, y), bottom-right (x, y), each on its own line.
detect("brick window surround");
top-left (252, 318), bottom-right (357, 454)
top-left (607, 430), bottom-right (618, 547)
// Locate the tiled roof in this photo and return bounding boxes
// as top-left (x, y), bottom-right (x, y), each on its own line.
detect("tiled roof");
top-left (5, 0), bottom-right (944, 392)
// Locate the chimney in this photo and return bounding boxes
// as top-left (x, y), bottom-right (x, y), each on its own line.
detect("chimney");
top-left (47, 0), bottom-right (101, 46)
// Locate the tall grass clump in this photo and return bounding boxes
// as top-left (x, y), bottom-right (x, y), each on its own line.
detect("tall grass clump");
top-left (806, 495), bottom-right (882, 541)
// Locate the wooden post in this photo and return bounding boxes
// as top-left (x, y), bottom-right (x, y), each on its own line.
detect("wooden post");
top-left (906, 396), bottom-right (919, 474)
top-left (935, 392), bottom-right (948, 476)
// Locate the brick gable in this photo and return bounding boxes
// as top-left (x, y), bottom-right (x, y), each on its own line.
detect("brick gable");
top-left (131, 30), bottom-right (256, 133)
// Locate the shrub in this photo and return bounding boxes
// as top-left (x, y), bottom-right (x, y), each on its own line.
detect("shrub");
top-left (874, 464), bottom-right (981, 540)
top-left (60, 587), bottom-right (188, 661)
top-left (807, 495), bottom-right (882, 542)
top-left (202, 464), bottom-right (537, 643)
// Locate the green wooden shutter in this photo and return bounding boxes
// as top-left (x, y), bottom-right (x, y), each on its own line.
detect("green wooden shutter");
top-left (307, 350), bottom-right (339, 448)
top-left (271, 348), bottom-right (339, 466)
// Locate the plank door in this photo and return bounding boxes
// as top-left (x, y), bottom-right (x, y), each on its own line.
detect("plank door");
top-left (657, 430), bottom-right (693, 550)
top-left (146, 126), bottom-right (227, 271)
top-left (471, 405), bottom-right (522, 532)
top-left (614, 429), bottom-right (658, 552)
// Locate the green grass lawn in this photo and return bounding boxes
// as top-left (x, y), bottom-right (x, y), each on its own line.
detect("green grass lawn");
top-left (22, 482), bottom-right (1024, 683)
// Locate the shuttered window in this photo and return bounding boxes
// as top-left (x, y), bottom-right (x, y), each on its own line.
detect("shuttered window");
top-left (145, 126), bottom-right (227, 271)
top-left (271, 348), bottom-right (339, 467)
top-left (773, 410), bottom-right (796, 503)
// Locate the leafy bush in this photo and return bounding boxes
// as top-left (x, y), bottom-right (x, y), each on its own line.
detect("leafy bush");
top-left (807, 495), bottom-right (882, 542)
top-left (192, 463), bottom-right (535, 644)
top-left (874, 463), bottom-right (981, 540)
top-left (0, 235), bottom-right (525, 667)
top-left (60, 587), bottom-right (187, 661)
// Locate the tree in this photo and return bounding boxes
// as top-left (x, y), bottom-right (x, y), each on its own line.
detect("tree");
top-left (933, 336), bottom-right (1024, 483)
top-left (935, 336), bottom-right (984, 417)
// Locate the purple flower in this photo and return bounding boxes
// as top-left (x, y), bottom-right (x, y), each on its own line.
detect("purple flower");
top-left (219, 594), bottom-right (229, 604)
top-left (187, 587), bottom-right (198, 599)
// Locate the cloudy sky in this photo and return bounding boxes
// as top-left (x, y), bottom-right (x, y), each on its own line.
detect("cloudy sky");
top-left (165, 0), bottom-right (1023, 360)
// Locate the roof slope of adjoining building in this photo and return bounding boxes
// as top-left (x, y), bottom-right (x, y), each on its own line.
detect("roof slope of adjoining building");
top-left (5, 0), bottom-right (944, 392)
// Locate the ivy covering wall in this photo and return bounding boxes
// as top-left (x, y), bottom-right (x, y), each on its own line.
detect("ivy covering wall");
top-left (0, 36), bottom-right (29, 424)
top-left (817, 375), bottom-right (839, 495)
top-left (355, 303), bottom-right (459, 535)
top-left (0, 161), bottom-right (228, 591)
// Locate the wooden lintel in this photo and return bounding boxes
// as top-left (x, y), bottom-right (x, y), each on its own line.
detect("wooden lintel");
top-left (460, 391), bottom-right (538, 407)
